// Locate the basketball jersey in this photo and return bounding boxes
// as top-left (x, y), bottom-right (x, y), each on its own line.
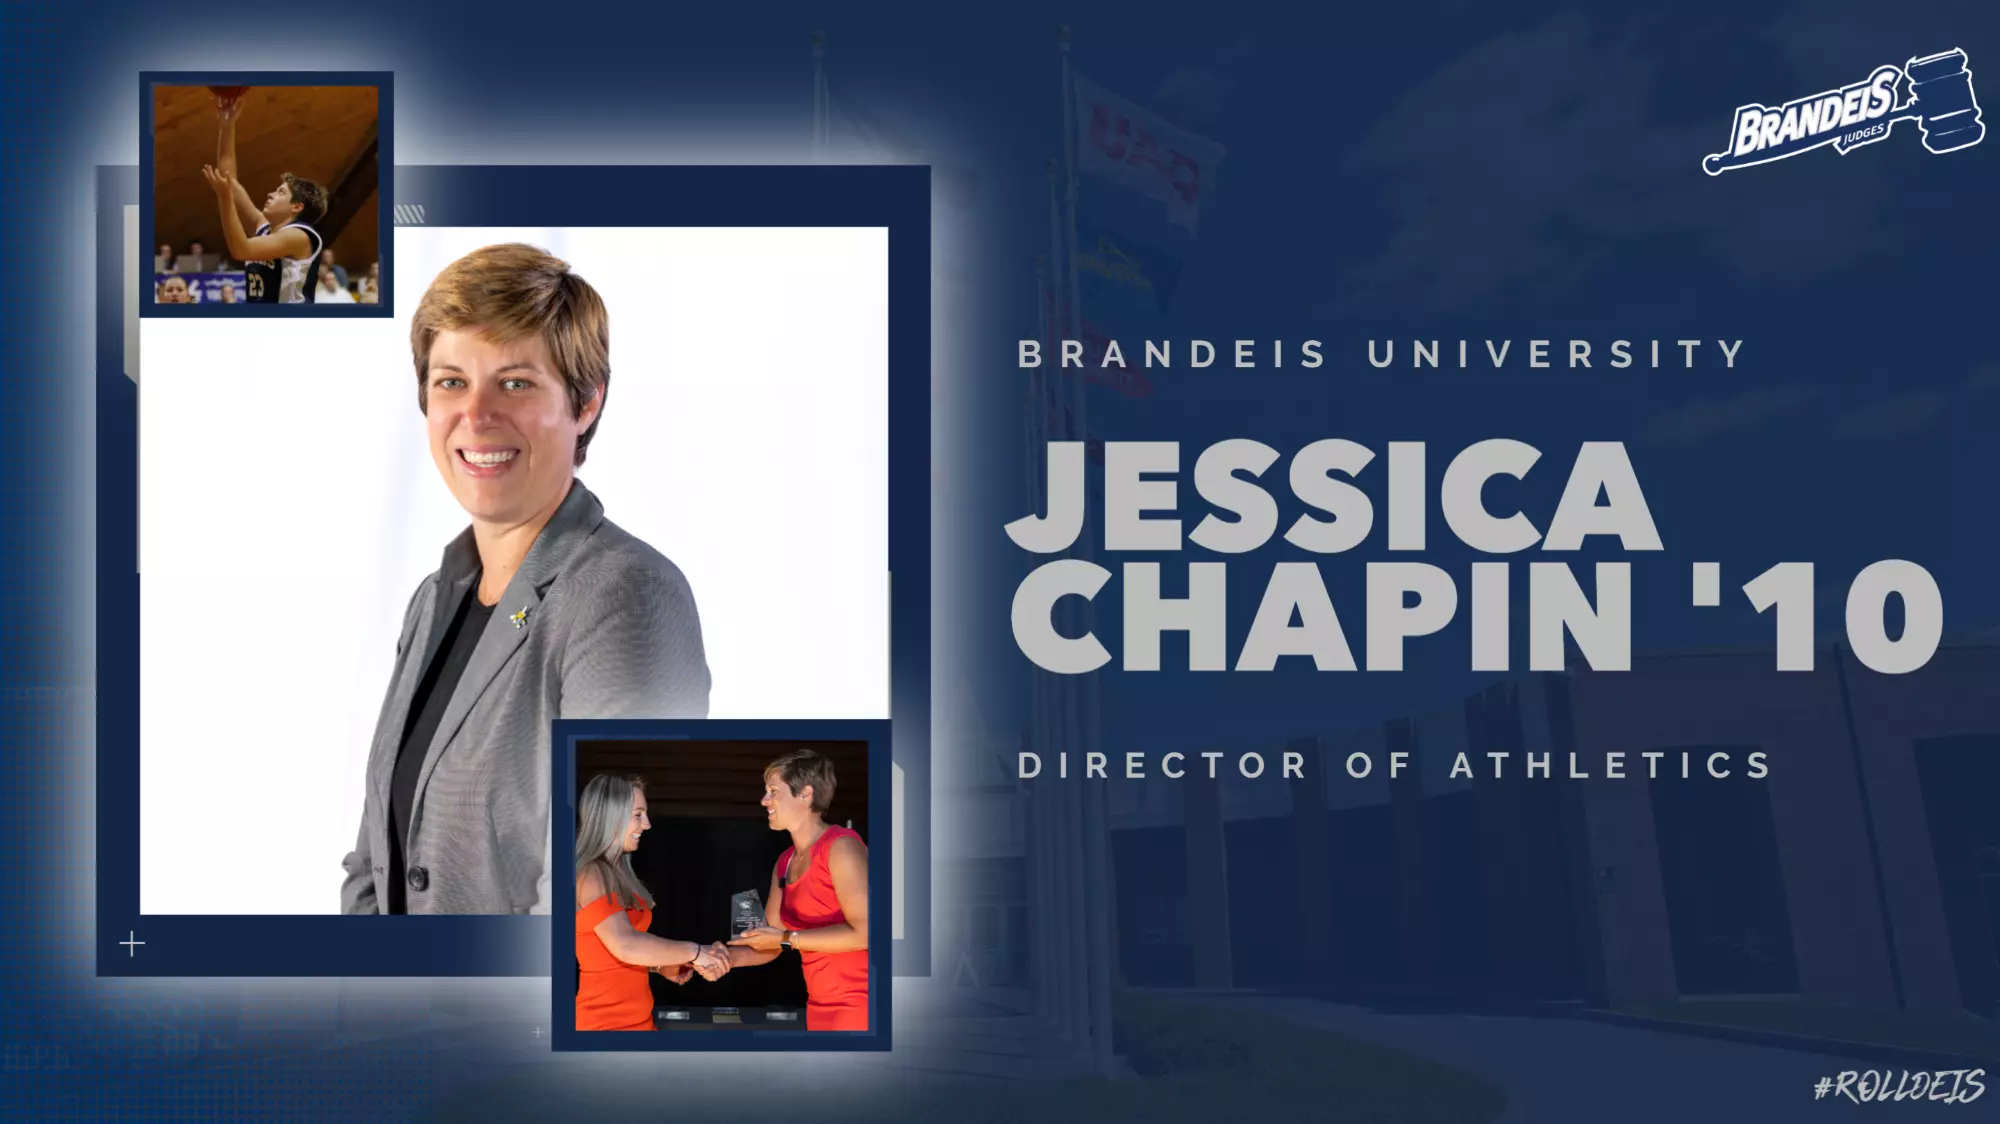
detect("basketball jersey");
top-left (246, 222), bottom-right (324, 304)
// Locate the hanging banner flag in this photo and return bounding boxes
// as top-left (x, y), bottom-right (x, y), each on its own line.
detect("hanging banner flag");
top-left (1079, 317), bottom-right (1152, 399)
top-left (1072, 72), bottom-right (1226, 230)
top-left (1043, 286), bottom-right (1154, 400)
top-left (1076, 217), bottom-right (1184, 319)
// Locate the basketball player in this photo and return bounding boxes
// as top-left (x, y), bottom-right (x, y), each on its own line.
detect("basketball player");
top-left (198, 94), bottom-right (329, 303)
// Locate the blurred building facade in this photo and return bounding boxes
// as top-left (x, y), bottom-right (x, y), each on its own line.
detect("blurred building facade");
top-left (946, 644), bottom-right (2000, 1019)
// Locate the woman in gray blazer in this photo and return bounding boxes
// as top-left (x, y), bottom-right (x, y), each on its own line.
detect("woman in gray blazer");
top-left (341, 244), bottom-right (711, 915)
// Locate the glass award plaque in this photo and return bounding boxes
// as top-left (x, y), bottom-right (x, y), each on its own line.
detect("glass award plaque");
top-left (730, 889), bottom-right (764, 938)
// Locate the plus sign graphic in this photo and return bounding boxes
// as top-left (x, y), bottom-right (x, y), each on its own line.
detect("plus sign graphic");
top-left (119, 931), bottom-right (145, 957)
top-left (531, 1026), bottom-right (542, 1040)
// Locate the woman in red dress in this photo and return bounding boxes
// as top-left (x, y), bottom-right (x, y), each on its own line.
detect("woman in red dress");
top-left (724, 749), bottom-right (870, 1031)
top-left (574, 773), bottom-right (727, 1031)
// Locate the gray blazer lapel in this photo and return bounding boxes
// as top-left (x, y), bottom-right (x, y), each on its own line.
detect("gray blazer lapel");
top-left (373, 579), bottom-right (440, 813)
top-left (406, 482), bottom-right (608, 839)
top-left (373, 532), bottom-right (478, 814)
top-left (417, 534), bottom-right (482, 677)
top-left (409, 579), bottom-right (543, 807)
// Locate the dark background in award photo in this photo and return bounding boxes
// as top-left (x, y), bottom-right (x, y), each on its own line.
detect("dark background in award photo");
top-left (575, 740), bottom-right (871, 1019)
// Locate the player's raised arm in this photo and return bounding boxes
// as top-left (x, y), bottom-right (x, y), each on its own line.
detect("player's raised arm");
top-left (202, 164), bottom-right (309, 263)
top-left (215, 94), bottom-right (264, 235)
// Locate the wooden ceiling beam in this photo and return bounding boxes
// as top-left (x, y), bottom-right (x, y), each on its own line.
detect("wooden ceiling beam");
top-left (314, 123), bottom-right (377, 246)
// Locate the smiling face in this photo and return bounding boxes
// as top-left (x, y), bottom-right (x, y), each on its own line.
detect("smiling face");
top-left (760, 769), bottom-right (817, 833)
top-left (424, 327), bottom-right (598, 528)
top-left (622, 785), bottom-right (650, 853)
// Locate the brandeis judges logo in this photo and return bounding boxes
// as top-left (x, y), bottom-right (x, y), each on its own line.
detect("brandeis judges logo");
top-left (1702, 48), bottom-right (1984, 174)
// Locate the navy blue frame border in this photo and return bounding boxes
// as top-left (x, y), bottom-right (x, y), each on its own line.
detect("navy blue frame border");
top-left (96, 164), bottom-right (932, 978)
top-left (550, 719), bottom-right (893, 1052)
top-left (138, 71), bottom-right (395, 318)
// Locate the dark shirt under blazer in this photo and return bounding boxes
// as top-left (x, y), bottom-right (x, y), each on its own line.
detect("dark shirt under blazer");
top-left (341, 481), bottom-right (710, 914)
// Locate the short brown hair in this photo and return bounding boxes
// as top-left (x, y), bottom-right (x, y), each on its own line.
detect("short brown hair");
top-left (766, 749), bottom-right (836, 816)
top-left (409, 243), bottom-right (611, 466)
top-left (282, 173), bottom-right (328, 225)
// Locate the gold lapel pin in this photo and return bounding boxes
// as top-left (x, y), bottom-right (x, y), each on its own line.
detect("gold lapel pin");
top-left (510, 607), bottom-right (529, 629)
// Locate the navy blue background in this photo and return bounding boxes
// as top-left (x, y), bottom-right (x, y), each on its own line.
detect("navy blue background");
top-left (6, 1), bottom-right (1999, 1120)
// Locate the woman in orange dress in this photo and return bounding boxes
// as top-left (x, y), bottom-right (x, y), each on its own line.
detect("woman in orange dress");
top-left (725, 749), bottom-right (870, 1031)
top-left (574, 773), bottom-right (727, 1031)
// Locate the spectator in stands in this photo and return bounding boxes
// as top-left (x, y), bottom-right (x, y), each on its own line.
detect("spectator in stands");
top-left (156, 243), bottom-right (175, 273)
top-left (316, 267), bottom-right (356, 304)
top-left (158, 275), bottom-right (192, 304)
top-left (219, 280), bottom-right (238, 304)
top-left (187, 240), bottom-right (210, 271)
top-left (321, 247), bottom-right (350, 290)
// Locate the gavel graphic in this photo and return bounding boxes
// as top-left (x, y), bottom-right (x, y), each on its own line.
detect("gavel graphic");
top-left (1702, 48), bottom-right (1982, 173)
top-left (1905, 48), bottom-right (1984, 153)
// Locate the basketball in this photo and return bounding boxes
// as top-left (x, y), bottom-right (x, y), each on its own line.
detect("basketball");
top-left (208, 85), bottom-right (248, 103)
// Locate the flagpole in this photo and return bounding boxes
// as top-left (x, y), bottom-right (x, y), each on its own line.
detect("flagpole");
top-left (1045, 159), bottom-right (1066, 374)
top-left (1028, 256), bottom-right (1061, 1027)
top-left (1041, 157), bottom-right (1086, 1048)
top-left (1040, 254), bottom-right (1056, 1016)
top-left (1058, 26), bottom-right (1116, 1077)
top-left (1058, 26), bottom-right (1084, 348)
top-left (811, 32), bottom-right (828, 161)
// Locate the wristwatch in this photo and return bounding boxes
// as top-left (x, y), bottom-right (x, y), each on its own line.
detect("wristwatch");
top-left (781, 930), bottom-right (797, 950)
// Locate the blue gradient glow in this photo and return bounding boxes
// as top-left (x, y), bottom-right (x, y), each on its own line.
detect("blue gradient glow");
top-left (22, 2), bottom-right (1999, 1119)
top-left (20, 8), bottom-right (1008, 1113)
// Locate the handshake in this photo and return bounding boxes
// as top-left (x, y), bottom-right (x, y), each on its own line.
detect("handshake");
top-left (658, 942), bottom-right (733, 985)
